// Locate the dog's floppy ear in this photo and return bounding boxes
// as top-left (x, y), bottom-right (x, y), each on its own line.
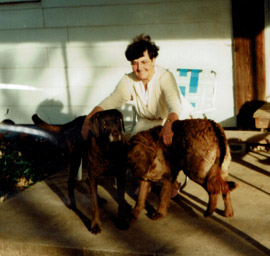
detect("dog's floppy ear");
top-left (117, 110), bottom-right (125, 133)
top-left (88, 112), bottom-right (100, 137)
top-left (112, 109), bottom-right (125, 132)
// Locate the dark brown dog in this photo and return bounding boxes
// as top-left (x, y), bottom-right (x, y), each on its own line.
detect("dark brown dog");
top-left (127, 119), bottom-right (238, 220)
top-left (127, 126), bottom-right (173, 220)
top-left (32, 109), bottom-right (130, 234)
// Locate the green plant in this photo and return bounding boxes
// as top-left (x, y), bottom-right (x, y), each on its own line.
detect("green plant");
top-left (0, 142), bottom-right (37, 193)
top-left (0, 135), bottom-right (67, 199)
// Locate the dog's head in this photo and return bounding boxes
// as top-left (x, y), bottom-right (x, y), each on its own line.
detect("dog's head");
top-left (127, 127), bottom-right (163, 180)
top-left (88, 109), bottom-right (125, 142)
top-left (127, 142), bottom-right (157, 179)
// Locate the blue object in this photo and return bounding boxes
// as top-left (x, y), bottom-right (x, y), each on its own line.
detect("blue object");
top-left (178, 69), bottom-right (188, 77)
top-left (189, 69), bottom-right (200, 93)
top-left (179, 86), bottom-right (186, 96)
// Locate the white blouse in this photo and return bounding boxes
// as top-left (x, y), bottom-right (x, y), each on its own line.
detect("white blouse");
top-left (98, 66), bottom-right (183, 120)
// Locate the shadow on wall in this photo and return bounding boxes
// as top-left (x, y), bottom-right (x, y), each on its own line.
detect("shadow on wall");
top-left (35, 99), bottom-right (75, 124)
top-left (34, 100), bottom-right (135, 128)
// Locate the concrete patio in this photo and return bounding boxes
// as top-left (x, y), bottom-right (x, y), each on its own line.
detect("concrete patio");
top-left (0, 149), bottom-right (269, 256)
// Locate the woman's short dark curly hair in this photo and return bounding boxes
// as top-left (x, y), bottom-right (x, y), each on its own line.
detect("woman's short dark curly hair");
top-left (125, 34), bottom-right (159, 61)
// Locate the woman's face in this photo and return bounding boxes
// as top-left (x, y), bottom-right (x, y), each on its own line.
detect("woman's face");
top-left (131, 50), bottom-right (156, 84)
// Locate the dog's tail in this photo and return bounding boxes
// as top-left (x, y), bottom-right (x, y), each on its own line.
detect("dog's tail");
top-left (32, 114), bottom-right (62, 133)
top-left (210, 121), bottom-right (229, 167)
top-left (207, 172), bottom-right (238, 194)
top-left (208, 121), bottom-right (238, 194)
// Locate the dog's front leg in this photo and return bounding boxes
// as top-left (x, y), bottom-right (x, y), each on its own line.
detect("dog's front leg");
top-left (88, 176), bottom-right (102, 234)
top-left (152, 179), bottom-right (173, 220)
top-left (115, 170), bottom-right (127, 205)
top-left (115, 171), bottom-right (131, 230)
top-left (204, 192), bottom-right (218, 217)
top-left (131, 180), bottom-right (151, 220)
top-left (68, 150), bottom-right (82, 209)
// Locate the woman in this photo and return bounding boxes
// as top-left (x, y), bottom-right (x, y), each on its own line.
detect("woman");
top-left (82, 34), bottom-right (192, 145)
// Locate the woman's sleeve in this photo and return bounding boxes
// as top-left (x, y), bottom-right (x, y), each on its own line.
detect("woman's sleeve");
top-left (160, 71), bottom-right (182, 117)
top-left (98, 75), bottom-right (132, 110)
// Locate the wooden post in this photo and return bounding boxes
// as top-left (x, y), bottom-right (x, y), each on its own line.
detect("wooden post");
top-left (232, 0), bottom-right (266, 114)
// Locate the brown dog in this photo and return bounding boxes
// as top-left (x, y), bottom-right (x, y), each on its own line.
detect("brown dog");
top-left (32, 109), bottom-right (130, 234)
top-left (170, 119), bottom-right (237, 217)
top-left (128, 119), bottom-right (238, 221)
top-left (127, 126), bottom-right (173, 220)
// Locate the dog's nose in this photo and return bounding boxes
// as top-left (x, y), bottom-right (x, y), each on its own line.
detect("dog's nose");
top-left (109, 131), bottom-right (122, 142)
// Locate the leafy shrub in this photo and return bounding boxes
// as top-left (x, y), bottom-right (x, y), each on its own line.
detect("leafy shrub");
top-left (0, 132), bottom-right (68, 199)
top-left (0, 142), bottom-right (37, 195)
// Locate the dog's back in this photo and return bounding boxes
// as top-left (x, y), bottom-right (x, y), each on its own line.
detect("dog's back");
top-left (171, 119), bottom-right (233, 191)
top-left (171, 119), bottom-right (228, 165)
top-left (32, 114), bottom-right (86, 148)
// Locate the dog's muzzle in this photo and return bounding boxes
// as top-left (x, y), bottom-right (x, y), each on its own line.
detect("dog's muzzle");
top-left (109, 132), bottom-right (122, 142)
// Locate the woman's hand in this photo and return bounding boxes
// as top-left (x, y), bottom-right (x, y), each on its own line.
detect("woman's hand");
top-left (81, 106), bottom-right (104, 140)
top-left (161, 121), bottom-right (173, 145)
top-left (161, 112), bottom-right (178, 145)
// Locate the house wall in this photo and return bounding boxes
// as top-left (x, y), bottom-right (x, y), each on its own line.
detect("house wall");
top-left (0, 0), bottom-right (235, 126)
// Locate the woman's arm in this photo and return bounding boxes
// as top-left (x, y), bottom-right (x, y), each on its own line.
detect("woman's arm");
top-left (81, 75), bottom-right (132, 140)
top-left (81, 106), bottom-right (104, 140)
top-left (160, 71), bottom-right (182, 145)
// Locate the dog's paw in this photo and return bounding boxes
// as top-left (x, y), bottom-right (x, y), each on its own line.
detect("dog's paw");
top-left (152, 212), bottom-right (165, 220)
top-left (131, 208), bottom-right (141, 220)
top-left (91, 224), bottom-right (101, 235)
top-left (223, 209), bottom-right (234, 218)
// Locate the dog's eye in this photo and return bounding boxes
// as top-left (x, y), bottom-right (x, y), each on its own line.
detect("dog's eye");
top-left (103, 120), bottom-right (108, 126)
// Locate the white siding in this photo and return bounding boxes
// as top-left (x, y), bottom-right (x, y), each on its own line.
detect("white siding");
top-left (0, 0), bottom-right (235, 126)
